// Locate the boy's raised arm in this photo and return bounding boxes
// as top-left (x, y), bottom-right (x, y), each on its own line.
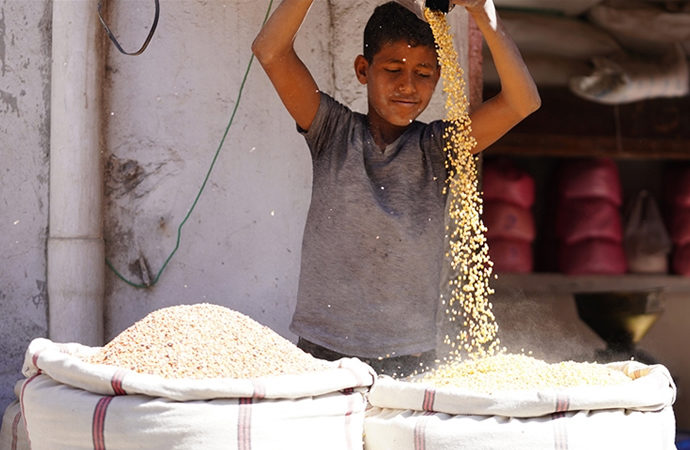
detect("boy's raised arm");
top-left (252, 0), bottom-right (321, 132)
top-left (452, 0), bottom-right (541, 153)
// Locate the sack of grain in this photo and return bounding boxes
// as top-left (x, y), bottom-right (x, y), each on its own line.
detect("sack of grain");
top-left (364, 359), bottom-right (676, 450)
top-left (499, 10), bottom-right (620, 60)
top-left (482, 159), bottom-right (535, 209)
top-left (673, 243), bottom-right (690, 276)
top-left (483, 201), bottom-right (536, 242)
top-left (665, 166), bottom-right (690, 208)
top-left (556, 198), bottom-right (623, 245)
top-left (569, 44), bottom-right (689, 105)
top-left (495, 0), bottom-right (602, 16)
top-left (0, 397), bottom-right (29, 450)
top-left (557, 158), bottom-right (622, 206)
top-left (16, 305), bottom-right (376, 450)
top-left (558, 238), bottom-right (627, 275)
top-left (488, 239), bottom-right (533, 273)
top-left (587, 1), bottom-right (690, 56)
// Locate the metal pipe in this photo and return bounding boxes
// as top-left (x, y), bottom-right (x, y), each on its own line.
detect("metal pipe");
top-left (48, 0), bottom-right (105, 346)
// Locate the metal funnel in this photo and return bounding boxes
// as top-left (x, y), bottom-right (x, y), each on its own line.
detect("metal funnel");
top-left (574, 289), bottom-right (664, 362)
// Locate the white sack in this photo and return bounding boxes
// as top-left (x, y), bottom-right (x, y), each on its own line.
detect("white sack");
top-left (570, 44), bottom-right (689, 104)
top-left (368, 360), bottom-right (675, 417)
top-left (483, 51), bottom-right (592, 86)
top-left (365, 360), bottom-right (676, 450)
top-left (495, 0), bottom-right (602, 16)
top-left (0, 398), bottom-right (29, 450)
top-left (588, 1), bottom-right (690, 55)
top-left (18, 338), bottom-right (375, 450)
top-left (364, 405), bottom-right (676, 450)
top-left (22, 337), bottom-right (374, 401)
top-left (500, 10), bottom-right (621, 60)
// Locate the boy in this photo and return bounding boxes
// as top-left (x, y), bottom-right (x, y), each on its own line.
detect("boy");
top-left (252, 0), bottom-right (540, 373)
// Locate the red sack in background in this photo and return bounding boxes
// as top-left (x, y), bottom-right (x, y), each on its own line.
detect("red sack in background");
top-left (664, 166), bottom-right (690, 208)
top-left (483, 201), bottom-right (536, 242)
top-left (555, 198), bottom-right (623, 244)
top-left (488, 239), bottom-right (533, 273)
top-left (672, 244), bottom-right (690, 276)
top-left (482, 159), bottom-right (535, 208)
top-left (558, 239), bottom-right (627, 275)
top-left (558, 158), bottom-right (622, 206)
top-left (669, 207), bottom-right (690, 246)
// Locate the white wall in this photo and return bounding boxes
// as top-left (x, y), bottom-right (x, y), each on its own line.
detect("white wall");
top-left (0, 0), bottom-right (51, 413)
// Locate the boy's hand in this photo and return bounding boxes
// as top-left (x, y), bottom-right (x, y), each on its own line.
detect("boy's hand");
top-left (451, 0), bottom-right (497, 30)
top-left (450, 0), bottom-right (488, 10)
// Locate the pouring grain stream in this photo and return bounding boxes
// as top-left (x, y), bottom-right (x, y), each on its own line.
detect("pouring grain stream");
top-left (422, 8), bottom-right (632, 389)
top-left (425, 8), bottom-right (500, 360)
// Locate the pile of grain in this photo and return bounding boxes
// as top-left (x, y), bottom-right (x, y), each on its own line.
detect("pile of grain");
top-left (421, 353), bottom-right (633, 393)
top-left (88, 303), bottom-right (328, 379)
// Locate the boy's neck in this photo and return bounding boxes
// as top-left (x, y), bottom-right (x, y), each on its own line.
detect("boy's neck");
top-left (367, 114), bottom-right (408, 151)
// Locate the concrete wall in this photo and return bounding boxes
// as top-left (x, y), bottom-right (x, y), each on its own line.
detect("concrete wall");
top-left (0, 0), bottom-right (51, 413)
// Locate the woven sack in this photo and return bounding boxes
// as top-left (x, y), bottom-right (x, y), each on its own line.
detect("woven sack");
top-left (365, 361), bottom-right (676, 450)
top-left (483, 201), bottom-right (535, 242)
top-left (665, 166), bottom-right (690, 208)
top-left (482, 159), bottom-right (535, 208)
top-left (15, 338), bottom-right (374, 450)
top-left (569, 44), bottom-right (689, 105)
top-left (0, 398), bottom-right (29, 450)
top-left (557, 158), bottom-right (622, 206)
top-left (670, 207), bottom-right (690, 246)
top-left (558, 239), bottom-right (627, 275)
top-left (673, 244), bottom-right (690, 276)
top-left (488, 239), bottom-right (533, 273)
top-left (588, 1), bottom-right (690, 55)
top-left (483, 51), bottom-right (592, 87)
top-left (494, 0), bottom-right (602, 16)
top-left (555, 198), bottom-right (623, 244)
top-left (499, 10), bottom-right (620, 60)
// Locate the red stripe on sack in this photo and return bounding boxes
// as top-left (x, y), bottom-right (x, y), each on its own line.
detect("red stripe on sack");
top-left (414, 414), bottom-right (432, 450)
top-left (238, 398), bottom-right (252, 450)
top-left (19, 373), bottom-right (41, 449)
top-left (555, 395), bottom-right (570, 413)
top-left (11, 410), bottom-right (21, 450)
top-left (422, 389), bottom-right (436, 412)
top-left (31, 349), bottom-right (43, 370)
top-left (251, 381), bottom-right (266, 400)
top-left (92, 397), bottom-right (114, 450)
top-left (343, 392), bottom-right (355, 450)
top-left (111, 370), bottom-right (127, 396)
top-left (340, 361), bottom-right (374, 388)
top-left (551, 412), bottom-right (568, 450)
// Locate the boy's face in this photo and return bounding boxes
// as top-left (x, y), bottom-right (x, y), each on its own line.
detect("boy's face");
top-left (355, 40), bottom-right (440, 129)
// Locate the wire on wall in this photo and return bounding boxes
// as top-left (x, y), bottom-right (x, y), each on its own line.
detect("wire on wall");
top-left (98, 0), bottom-right (161, 56)
top-left (105, 0), bottom-right (275, 288)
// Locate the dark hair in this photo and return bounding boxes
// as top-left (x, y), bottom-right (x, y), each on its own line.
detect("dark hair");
top-left (363, 2), bottom-right (437, 63)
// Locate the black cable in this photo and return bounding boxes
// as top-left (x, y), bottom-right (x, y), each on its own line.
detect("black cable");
top-left (97, 0), bottom-right (160, 56)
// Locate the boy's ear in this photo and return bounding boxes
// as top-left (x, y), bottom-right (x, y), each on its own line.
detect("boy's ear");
top-left (354, 55), bottom-right (369, 85)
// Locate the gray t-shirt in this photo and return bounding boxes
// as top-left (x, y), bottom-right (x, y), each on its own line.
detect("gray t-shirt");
top-left (290, 93), bottom-right (450, 358)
